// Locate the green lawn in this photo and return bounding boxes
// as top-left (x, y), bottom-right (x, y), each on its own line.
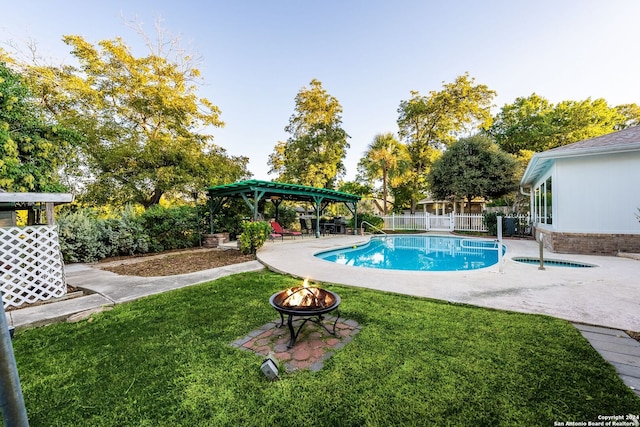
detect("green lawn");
top-left (8, 271), bottom-right (640, 426)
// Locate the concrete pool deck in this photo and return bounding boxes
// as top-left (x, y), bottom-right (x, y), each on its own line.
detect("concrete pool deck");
top-left (257, 233), bottom-right (640, 332)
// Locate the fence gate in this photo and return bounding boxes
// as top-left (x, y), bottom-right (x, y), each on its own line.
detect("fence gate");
top-left (427, 214), bottom-right (452, 231)
top-left (1, 225), bottom-right (66, 309)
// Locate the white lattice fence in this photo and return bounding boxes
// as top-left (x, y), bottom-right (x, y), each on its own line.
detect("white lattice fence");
top-left (1, 225), bottom-right (66, 309)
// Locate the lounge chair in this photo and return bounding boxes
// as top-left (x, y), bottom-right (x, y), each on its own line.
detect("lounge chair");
top-left (270, 221), bottom-right (302, 239)
top-left (269, 232), bottom-right (283, 241)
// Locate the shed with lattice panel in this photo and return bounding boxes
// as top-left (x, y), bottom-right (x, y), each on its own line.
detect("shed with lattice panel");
top-left (0, 191), bottom-right (73, 309)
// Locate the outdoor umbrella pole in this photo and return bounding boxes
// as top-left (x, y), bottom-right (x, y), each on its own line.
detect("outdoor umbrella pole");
top-left (0, 298), bottom-right (29, 427)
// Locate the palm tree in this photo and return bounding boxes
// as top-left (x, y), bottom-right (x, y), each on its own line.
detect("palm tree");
top-left (357, 133), bottom-right (410, 215)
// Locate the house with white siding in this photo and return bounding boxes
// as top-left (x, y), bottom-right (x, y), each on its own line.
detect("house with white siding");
top-left (520, 126), bottom-right (640, 254)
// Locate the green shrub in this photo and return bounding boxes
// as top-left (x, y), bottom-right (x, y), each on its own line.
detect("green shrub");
top-left (348, 213), bottom-right (384, 232)
top-left (483, 212), bottom-right (530, 237)
top-left (102, 205), bottom-right (149, 256)
top-left (210, 199), bottom-right (250, 240)
top-left (139, 205), bottom-right (199, 252)
top-left (58, 204), bottom-right (203, 261)
top-left (57, 209), bottom-right (108, 263)
top-left (483, 211), bottom-right (499, 236)
top-left (238, 221), bottom-right (271, 255)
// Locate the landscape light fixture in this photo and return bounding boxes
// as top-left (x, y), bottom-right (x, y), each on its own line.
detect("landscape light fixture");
top-left (260, 354), bottom-right (279, 381)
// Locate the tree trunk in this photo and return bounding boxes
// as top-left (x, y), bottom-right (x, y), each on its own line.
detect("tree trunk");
top-left (382, 167), bottom-right (388, 215)
top-left (144, 188), bottom-right (164, 208)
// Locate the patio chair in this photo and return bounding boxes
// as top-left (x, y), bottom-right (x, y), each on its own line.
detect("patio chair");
top-left (299, 218), bottom-right (312, 235)
top-left (319, 219), bottom-right (334, 235)
top-left (270, 221), bottom-right (302, 239)
top-left (310, 219), bottom-right (326, 236)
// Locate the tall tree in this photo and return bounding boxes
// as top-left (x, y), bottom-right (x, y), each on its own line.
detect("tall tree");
top-left (396, 73), bottom-right (496, 212)
top-left (24, 34), bottom-right (248, 207)
top-left (487, 94), bottom-right (632, 154)
top-left (484, 93), bottom-right (553, 154)
top-left (614, 103), bottom-right (640, 129)
top-left (428, 135), bottom-right (518, 208)
top-left (357, 133), bottom-right (409, 214)
top-left (268, 79), bottom-right (349, 188)
top-left (0, 60), bottom-right (77, 192)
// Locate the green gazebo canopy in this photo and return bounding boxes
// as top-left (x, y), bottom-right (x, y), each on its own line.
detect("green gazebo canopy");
top-left (205, 180), bottom-right (361, 237)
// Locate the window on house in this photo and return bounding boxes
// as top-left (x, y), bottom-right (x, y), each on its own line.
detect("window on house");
top-left (535, 187), bottom-right (541, 224)
top-left (545, 176), bottom-right (552, 225)
top-left (534, 176), bottom-right (552, 225)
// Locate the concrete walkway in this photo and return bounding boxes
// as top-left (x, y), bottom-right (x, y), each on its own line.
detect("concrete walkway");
top-left (573, 323), bottom-right (640, 397)
top-left (5, 260), bottom-right (264, 329)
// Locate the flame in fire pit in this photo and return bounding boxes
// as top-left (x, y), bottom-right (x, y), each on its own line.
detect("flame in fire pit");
top-left (280, 279), bottom-right (335, 309)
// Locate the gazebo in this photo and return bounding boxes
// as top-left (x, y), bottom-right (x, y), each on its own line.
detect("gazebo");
top-left (206, 180), bottom-right (361, 238)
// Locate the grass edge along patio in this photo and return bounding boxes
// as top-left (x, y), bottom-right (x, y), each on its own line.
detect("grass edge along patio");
top-left (7, 271), bottom-right (640, 426)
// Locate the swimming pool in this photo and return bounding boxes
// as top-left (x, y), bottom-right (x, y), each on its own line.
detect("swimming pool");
top-left (316, 235), bottom-right (505, 272)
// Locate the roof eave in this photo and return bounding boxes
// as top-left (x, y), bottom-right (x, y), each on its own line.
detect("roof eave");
top-left (520, 142), bottom-right (640, 186)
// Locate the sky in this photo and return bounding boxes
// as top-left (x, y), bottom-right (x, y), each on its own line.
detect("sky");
top-left (3, 0), bottom-right (640, 182)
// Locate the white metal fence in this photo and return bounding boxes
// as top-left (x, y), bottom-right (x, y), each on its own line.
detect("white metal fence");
top-left (1, 225), bottom-right (66, 309)
top-left (454, 214), bottom-right (486, 232)
top-left (381, 213), bottom-right (451, 231)
top-left (384, 233), bottom-right (500, 254)
top-left (380, 213), bottom-right (529, 233)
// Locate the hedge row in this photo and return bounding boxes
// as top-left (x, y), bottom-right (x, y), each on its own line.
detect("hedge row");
top-left (57, 205), bottom-right (207, 263)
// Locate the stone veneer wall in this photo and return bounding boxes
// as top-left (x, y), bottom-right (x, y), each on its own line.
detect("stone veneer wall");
top-left (203, 232), bottom-right (230, 248)
top-left (534, 227), bottom-right (640, 255)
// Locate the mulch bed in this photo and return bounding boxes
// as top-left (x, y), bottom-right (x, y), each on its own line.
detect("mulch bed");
top-left (97, 248), bottom-right (255, 277)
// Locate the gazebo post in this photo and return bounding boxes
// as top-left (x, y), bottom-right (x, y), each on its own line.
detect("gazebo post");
top-left (270, 197), bottom-right (282, 223)
top-left (342, 201), bottom-right (359, 235)
top-left (354, 206), bottom-right (358, 236)
top-left (313, 198), bottom-right (321, 238)
top-left (253, 190), bottom-right (260, 220)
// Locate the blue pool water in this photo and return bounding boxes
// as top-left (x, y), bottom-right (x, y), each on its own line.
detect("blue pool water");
top-left (316, 235), bottom-right (505, 272)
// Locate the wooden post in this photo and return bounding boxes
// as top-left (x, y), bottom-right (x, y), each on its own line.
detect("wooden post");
top-left (26, 208), bottom-right (36, 226)
top-left (45, 202), bottom-right (55, 225)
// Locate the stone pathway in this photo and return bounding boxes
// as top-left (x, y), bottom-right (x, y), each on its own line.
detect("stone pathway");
top-left (574, 323), bottom-right (640, 397)
top-left (231, 315), bottom-right (361, 373)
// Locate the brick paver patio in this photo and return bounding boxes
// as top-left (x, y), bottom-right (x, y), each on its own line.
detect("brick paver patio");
top-left (232, 315), bottom-right (361, 373)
